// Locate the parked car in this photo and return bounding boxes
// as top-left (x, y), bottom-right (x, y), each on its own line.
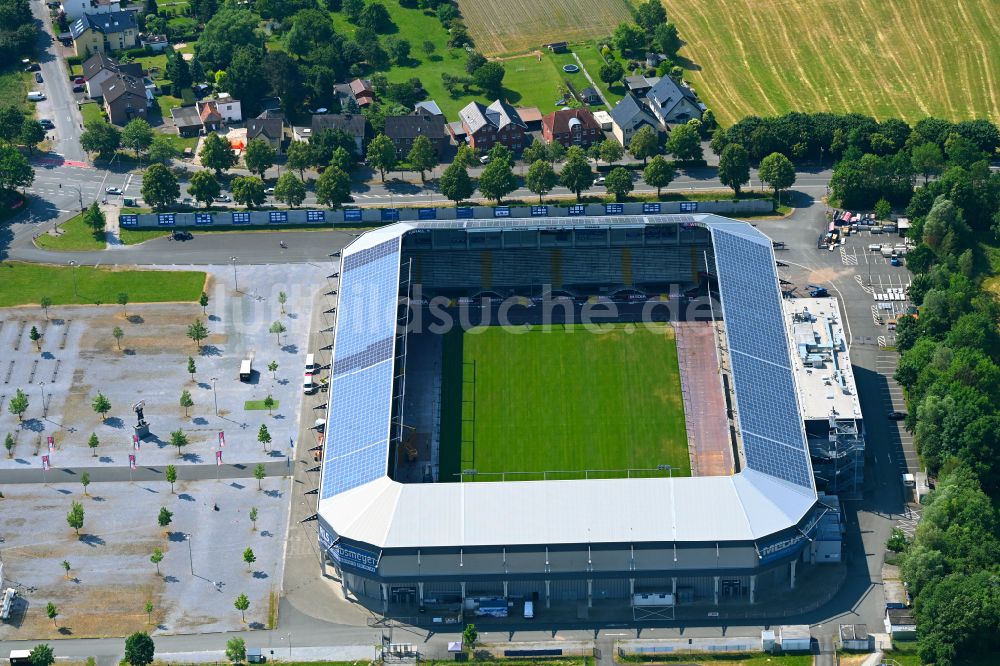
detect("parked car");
top-left (73, 77), bottom-right (84, 85)
top-left (38, 119), bottom-right (54, 130)
top-left (105, 186), bottom-right (123, 195)
top-left (264, 187), bottom-right (275, 195)
top-left (303, 373), bottom-right (316, 394)
top-left (72, 84), bottom-right (84, 93)
top-left (34, 73), bottom-right (43, 84)
top-left (27, 92), bottom-right (45, 102)
top-left (479, 155), bottom-right (490, 164)
top-left (888, 411), bottom-right (907, 420)
top-left (171, 230), bottom-right (193, 241)
top-left (594, 176), bottom-right (606, 185)
top-left (24, 61), bottom-right (40, 72)
top-left (216, 194), bottom-right (232, 202)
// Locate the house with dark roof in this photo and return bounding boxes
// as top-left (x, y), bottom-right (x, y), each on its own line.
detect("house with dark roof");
top-left (102, 73), bottom-right (148, 125)
top-left (541, 108), bottom-right (603, 148)
top-left (609, 93), bottom-right (660, 147)
top-left (69, 9), bottom-right (139, 57)
top-left (647, 75), bottom-right (703, 125)
top-left (455, 100), bottom-right (527, 152)
top-left (247, 113), bottom-right (285, 154)
top-left (579, 86), bottom-right (601, 105)
top-left (308, 113), bottom-right (371, 155)
top-left (385, 111), bottom-right (447, 158)
top-left (170, 106), bottom-right (203, 137)
top-left (82, 52), bottom-right (141, 99)
top-left (624, 75), bottom-right (653, 98)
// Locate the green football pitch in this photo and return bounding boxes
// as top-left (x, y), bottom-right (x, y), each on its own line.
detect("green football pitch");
top-left (438, 323), bottom-right (690, 482)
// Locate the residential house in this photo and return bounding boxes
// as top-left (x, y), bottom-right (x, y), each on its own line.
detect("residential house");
top-left (200, 93), bottom-right (242, 124)
top-left (81, 52), bottom-right (141, 99)
top-left (61, 0), bottom-right (119, 21)
top-left (384, 111), bottom-right (446, 158)
top-left (141, 34), bottom-right (169, 52)
top-left (308, 113), bottom-right (371, 155)
top-left (102, 73), bottom-right (148, 125)
top-left (541, 108), bottom-right (603, 148)
top-left (455, 100), bottom-right (527, 152)
top-left (69, 9), bottom-right (139, 57)
top-left (247, 112), bottom-right (285, 154)
top-left (646, 75), bottom-right (703, 125)
top-left (579, 86), bottom-right (601, 105)
top-left (170, 106), bottom-right (203, 137)
top-left (169, 94), bottom-right (243, 136)
top-left (338, 78), bottom-right (374, 107)
top-left (592, 110), bottom-right (613, 131)
top-left (609, 93), bottom-right (660, 147)
top-left (414, 100), bottom-right (443, 117)
top-left (624, 75), bottom-right (653, 98)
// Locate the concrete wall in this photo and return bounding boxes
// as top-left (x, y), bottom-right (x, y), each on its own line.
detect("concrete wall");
top-left (118, 199), bottom-right (773, 230)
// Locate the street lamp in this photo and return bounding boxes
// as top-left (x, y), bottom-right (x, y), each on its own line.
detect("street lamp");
top-left (39, 382), bottom-right (47, 417)
top-left (68, 260), bottom-right (78, 298)
top-left (184, 533), bottom-right (194, 575)
top-left (230, 256), bottom-right (239, 292)
top-left (211, 377), bottom-right (218, 416)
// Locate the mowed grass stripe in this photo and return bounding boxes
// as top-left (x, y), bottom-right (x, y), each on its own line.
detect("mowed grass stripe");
top-left (665, 0), bottom-right (1000, 125)
top-left (457, 323), bottom-right (690, 478)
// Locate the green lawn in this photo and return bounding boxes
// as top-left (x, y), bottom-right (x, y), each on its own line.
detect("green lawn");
top-left (573, 41), bottom-right (625, 105)
top-left (440, 323), bottom-right (690, 482)
top-left (34, 213), bottom-right (105, 251)
top-left (0, 262), bottom-right (206, 307)
top-left (245, 399), bottom-right (280, 411)
top-left (621, 653), bottom-right (812, 665)
top-left (80, 101), bottom-right (105, 125)
top-left (0, 68), bottom-right (31, 113)
top-left (119, 227), bottom-right (172, 245)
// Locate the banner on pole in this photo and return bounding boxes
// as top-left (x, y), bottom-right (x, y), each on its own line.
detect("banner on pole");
top-left (47, 435), bottom-right (54, 453)
top-left (129, 454), bottom-right (136, 470)
top-left (133, 434), bottom-right (140, 450)
top-left (42, 455), bottom-right (50, 471)
top-left (216, 450), bottom-right (223, 466)
top-left (219, 431), bottom-right (225, 448)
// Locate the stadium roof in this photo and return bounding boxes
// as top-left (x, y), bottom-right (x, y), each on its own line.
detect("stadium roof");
top-left (318, 215), bottom-right (817, 548)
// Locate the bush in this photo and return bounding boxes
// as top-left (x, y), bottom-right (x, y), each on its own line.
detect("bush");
top-left (159, 82), bottom-right (172, 96)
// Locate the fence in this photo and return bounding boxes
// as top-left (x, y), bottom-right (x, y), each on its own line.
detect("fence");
top-left (118, 200), bottom-right (774, 230)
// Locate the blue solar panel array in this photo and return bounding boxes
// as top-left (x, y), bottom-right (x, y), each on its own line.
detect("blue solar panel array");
top-left (321, 237), bottom-right (402, 500)
top-left (710, 225), bottom-right (814, 490)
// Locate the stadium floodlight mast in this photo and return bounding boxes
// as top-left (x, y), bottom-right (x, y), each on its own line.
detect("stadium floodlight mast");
top-left (230, 256), bottom-right (239, 291)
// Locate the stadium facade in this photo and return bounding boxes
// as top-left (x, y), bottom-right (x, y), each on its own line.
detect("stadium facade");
top-left (315, 214), bottom-right (844, 617)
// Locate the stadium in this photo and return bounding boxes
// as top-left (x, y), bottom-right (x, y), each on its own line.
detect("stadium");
top-left (315, 214), bottom-right (845, 619)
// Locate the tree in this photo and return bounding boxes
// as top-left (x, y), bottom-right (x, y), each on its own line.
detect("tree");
top-left (79, 471), bottom-right (90, 496)
top-left (124, 632), bottom-right (155, 666)
top-left (84, 201), bottom-right (106, 235)
top-left (200, 133), bottom-right (238, 175)
top-left (243, 547), bottom-right (256, 571)
top-left (29, 325), bottom-right (41, 351)
top-left (165, 465), bottom-right (177, 493)
top-left (112, 326), bottom-right (124, 350)
top-left (6, 433), bottom-right (16, 457)
top-left (463, 624), bottom-right (478, 650)
top-left (252, 463), bottom-right (267, 493)
top-left (717, 143), bottom-right (750, 195)
top-left (117, 292), bottom-right (129, 317)
top-left (560, 147), bottom-right (595, 201)
top-left (643, 155), bottom-right (675, 197)
top-left (231, 176), bottom-right (266, 209)
top-left (62, 560), bottom-right (71, 579)
top-left (629, 126), bottom-right (658, 165)
top-left (455, 143), bottom-right (478, 168)
top-left (473, 61), bottom-right (505, 97)
top-left (653, 22), bottom-right (681, 56)
top-left (598, 138), bottom-right (624, 166)
top-left (144, 601), bottom-right (154, 624)
top-left (315, 166), bottom-right (351, 209)
top-left (243, 138), bottom-right (276, 178)
top-left (267, 361), bottom-right (278, 379)
top-left (358, 2), bottom-right (393, 31)
top-left (0, 144), bottom-right (34, 191)
top-left (525, 160), bottom-right (557, 203)
top-left (234, 593), bottom-right (250, 622)
top-left (665, 123), bottom-right (703, 161)
top-left (188, 170), bottom-right (221, 208)
top-left (366, 134), bottom-right (397, 182)
top-left (148, 135), bottom-right (179, 165)
top-left (257, 424), bottom-right (271, 453)
top-left (612, 22), bottom-right (645, 54)
top-left (92, 393), bottom-right (111, 421)
top-left (598, 60), bottom-right (624, 86)
top-left (605, 167), bottom-right (633, 202)
top-left (274, 172), bottom-right (306, 208)
top-left (122, 119), bottom-right (154, 158)
top-left (29, 644), bottom-right (54, 666)
top-left (157, 506), bottom-right (173, 528)
top-left (170, 429), bottom-right (188, 456)
top-left (407, 136), bottom-right (438, 183)
top-left (67, 501), bottom-right (84, 535)
top-left (8, 388), bottom-right (28, 421)
top-left (286, 141), bottom-right (313, 180)
top-left (166, 49), bottom-right (191, 91)
top-left (386, 36), bottom-right (411, 64)
top-left (269, 320), bottom-right (286, 344)
top-left (187, 319), bottom-right (208, 350)
top-left (40, 296), bottom-right (52, 320)
top-left (440, 162), bottom-right (474, 205)
top-left (46, 602), bottom-right (58, 626)
top-left (88, 432), bottom-right (99, 457)
top-left (874, 197), bottom-right (892, 221)
top-left (635, 0), bottom-right (667, 35)
top-left (199, 292), bottom-right (209, 314)
top-left (422, 40), bottom-right (435, 57)
top-left (179, 389), bottom-right (194, 417)
top-left (249, 507), bottom-right (258, 531)
top-left (478, 157), bottom-right (517, 204)
top-left (226, 637), bottom-right (247, 664)
top-left (80, 120), bottom-right (121, 160)
top-left (263, 394), bottom-right (276, 415)
top-left (758, 152), bottom-right (796, 203)
top-left (141, 163), bottom-right (179, 210)
top-left (19, 118), bottom-right (45, 154)
top-left (911, 141), bottom-right (943, 184)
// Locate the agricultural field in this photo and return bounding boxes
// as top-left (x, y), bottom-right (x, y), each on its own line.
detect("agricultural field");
top-left (457, 0), bottom-right (633, 56)
top-left (440, 323), bottom-right (690, 481)
top-left (664, 0), bottom-right (1000, 125)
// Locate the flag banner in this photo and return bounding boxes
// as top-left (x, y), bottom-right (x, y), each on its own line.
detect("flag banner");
top-left (42, 455), bottom-right (50, 471)
top-left (47, 435), bottom-right (55, 453)
top-left (216, 450), bottom-right (223, 466)
top-left (219, 431), bottom-right (225, 448)
top-left (133, 434), bottom-right (140, 450)
top-left (129, 454), bottom-right (136, 470)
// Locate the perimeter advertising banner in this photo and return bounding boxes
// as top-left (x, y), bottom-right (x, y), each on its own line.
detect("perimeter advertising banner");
top-left (329, 541), bottom-right (381, 574)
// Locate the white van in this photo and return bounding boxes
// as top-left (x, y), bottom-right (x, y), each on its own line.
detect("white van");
top-left (304, 353), bottom-right (317, 373)
top-left (523, 600), bottom-right (534, 619)
top-left (27, 91), bottom-right (45, 102)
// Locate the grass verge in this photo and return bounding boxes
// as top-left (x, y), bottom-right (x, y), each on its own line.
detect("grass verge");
top-left (245, 400), bottom-right (280, 411)
top-left (620, 653), bottom-right (812, 665)
top-left (34, 213), bottom-right (105, 251)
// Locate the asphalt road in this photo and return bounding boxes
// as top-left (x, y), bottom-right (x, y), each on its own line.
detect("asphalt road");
top-left (29, 3), bottom-right (86, 164)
